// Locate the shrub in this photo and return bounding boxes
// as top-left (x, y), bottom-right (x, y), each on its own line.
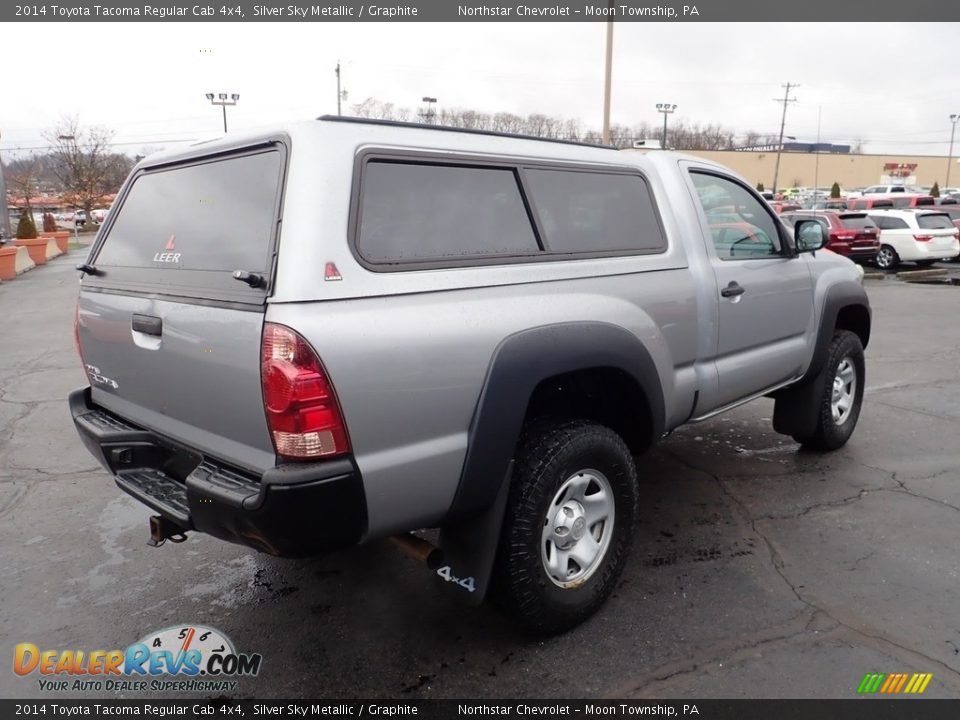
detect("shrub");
top-left (756, 182), bottom-right (765, 192)
top-left (930, 181), bottom-right (940, 198)
top-left (16, 210), bottom-right (38, 240)
top-left (830, 182), bottom-right (841, 198)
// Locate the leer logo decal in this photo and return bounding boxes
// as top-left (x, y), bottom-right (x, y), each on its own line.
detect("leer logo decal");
top-left (154, 234), bottom-right (181, 263)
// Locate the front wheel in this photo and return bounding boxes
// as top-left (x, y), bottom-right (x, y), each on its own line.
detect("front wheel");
top-left (793, 330), bottom-right (865, 451)
top-left (492, 419), bottom-right (638, 635)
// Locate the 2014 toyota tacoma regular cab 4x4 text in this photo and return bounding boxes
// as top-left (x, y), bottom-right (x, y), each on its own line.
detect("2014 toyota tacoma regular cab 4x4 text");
top-left (70, 117), bottom-right (870, 634)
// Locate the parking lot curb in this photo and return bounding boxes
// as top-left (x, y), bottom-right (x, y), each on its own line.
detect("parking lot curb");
top-left (896, 269), bottom-right (948, 281)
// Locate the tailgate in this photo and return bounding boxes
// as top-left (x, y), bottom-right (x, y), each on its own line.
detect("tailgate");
top-left (77, 145), bottom-right (286, 473)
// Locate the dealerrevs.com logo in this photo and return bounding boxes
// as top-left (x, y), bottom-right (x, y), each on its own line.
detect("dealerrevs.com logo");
top-left (14, 625), bottom-right (262, 693)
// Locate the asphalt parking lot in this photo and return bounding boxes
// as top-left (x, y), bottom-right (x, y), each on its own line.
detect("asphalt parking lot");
top-left (1, 255), bottom-right (958, 700)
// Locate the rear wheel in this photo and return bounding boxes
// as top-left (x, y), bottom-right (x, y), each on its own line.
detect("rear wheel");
top-left (793, 330), bottom-right (865, 451)
top-left (492, 419), bottom-right (638, 635)
top-left (875, 245), bottom-right (898, 270)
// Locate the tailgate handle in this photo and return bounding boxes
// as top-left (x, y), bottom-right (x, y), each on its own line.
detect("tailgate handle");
top-left (132, 314), bottom-right (162, 336)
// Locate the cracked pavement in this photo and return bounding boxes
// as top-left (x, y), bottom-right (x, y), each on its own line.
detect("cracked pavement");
top-left (1, 258), bottom-right (958, 699)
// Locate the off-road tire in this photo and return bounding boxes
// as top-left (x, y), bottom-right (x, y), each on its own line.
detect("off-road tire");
top-left (793, 330), bottom-right (865, 451)
top-left (491, 418), bottom-right (638, 635)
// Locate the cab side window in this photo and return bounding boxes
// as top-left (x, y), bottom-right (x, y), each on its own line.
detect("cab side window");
top-left (691, 172), bottom-right (782, 260)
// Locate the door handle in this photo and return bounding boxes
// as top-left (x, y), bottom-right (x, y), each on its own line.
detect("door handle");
top-left (720, 281), bottom-right (745, 298)
top-left (132, 314), bottom-right (162, 336)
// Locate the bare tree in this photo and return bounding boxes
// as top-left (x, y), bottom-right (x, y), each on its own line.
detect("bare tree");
top-left (6, 154), bottom-right (42, 211)
top-left (44, 117), bottom-right (120, 220)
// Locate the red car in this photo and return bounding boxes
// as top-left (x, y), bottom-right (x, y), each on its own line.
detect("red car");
top-left (889, 195), bottom-right (936, 209)
top-left (846, 197), bottom-right (895, 210)
top-left (781, 210), bottom-right (880, 263)
top-left (769, 202), bottom-right (802, 214)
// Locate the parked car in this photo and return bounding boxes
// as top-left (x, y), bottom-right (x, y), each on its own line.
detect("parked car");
top-left (847, 197), bottom-right (895, 210)
top-left (861, 184), bottom-right (918, 195)
top-left (806, 199), bottom-right (848, 210)
top-left (780, 210), bottom-right (879, 263)
top-left (888, 195), bottom-right (936, 209)
top-left (867, 209), bottom-right (960, 269)
top-left (69, 117), bottom-right (871, 634)
top-left (769, 201), bottom-right (802, 214)
top-left (74, 210), bottom-right (87, 227)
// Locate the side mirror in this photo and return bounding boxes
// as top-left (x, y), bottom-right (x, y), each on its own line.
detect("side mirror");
top-left (795, 219), bottom-right (827, 253)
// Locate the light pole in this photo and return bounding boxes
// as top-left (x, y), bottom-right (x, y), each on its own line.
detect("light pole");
top-left (947, 114), bottom-right (959, 188)
top-left (0, 131), bottom-right (10, 241)
top-left (601, 3), bottom-right (614, 145)
top-left (335, 62), bottom-right (348, 115)
top-left (420, 97), bottom-right (437, 125)
top-left (656, 103), bottom-right (676, 150)
top-left (205, 92), bottom-right (240, 133)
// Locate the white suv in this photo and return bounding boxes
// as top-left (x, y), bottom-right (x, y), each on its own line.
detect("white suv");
top-left (867, 209), bottom-right (960, 269)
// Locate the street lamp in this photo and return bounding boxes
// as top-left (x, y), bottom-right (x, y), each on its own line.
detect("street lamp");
top-left (335, 62), bottom-right (348, 115)
top-left (206, 92), bottom-right (240, 133)
top-left (420, 97), bottom-right (438, 125)
top-left (656, 103), bottom-right (677, 150)
top-left (947, 114), bottom-right (959, 189)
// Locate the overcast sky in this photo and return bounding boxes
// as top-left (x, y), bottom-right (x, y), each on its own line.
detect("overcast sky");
top-left (2, 22), bottom-right (958, 158)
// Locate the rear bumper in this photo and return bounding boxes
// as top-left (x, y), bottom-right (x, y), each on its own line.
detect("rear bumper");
top-left (69, 387), bottom-right (367, 557)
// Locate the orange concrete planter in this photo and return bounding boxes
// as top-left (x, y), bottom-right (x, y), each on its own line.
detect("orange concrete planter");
top-left (41, 231), bottom-right (71, 254)
top-left (13, 238), bottom-right (49, 265)
top-left (0, 246), bottom-right (18, 280)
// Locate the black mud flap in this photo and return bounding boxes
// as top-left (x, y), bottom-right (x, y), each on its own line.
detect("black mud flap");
top-left (435, 462), bottom-right (512, 606)
top-left (772, 369), bottom-right (829, 438)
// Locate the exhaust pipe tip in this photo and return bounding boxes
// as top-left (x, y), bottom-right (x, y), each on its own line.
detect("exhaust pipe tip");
top-left (388, 533), bottom-right (444, 569)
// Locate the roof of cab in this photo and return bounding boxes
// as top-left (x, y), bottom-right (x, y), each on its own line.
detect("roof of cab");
top-left (134, 116), bottom-right (689, 173)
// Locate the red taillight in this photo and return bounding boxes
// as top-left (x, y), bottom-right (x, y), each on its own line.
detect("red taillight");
top-left (834, 232), bottom-right (856, 241)
top-left (913, 235), bottom-right (933, 242)
top-left (260, 323), bottom-right (350, 461)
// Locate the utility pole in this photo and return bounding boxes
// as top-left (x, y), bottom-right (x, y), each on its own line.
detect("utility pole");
top-left (601, 1), bottom-right (614, 145)
top-left (771, 82), bottom-right (798, 195)
top-left (0, 131), bottom-right (10, 241)
top-left (947, 114), bottom-right (958, 188)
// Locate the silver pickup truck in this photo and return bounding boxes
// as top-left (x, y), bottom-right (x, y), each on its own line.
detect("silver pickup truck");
top-left (70, 117), bottom-right (870, 634)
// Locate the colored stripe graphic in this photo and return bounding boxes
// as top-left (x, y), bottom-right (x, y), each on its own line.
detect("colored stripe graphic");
top-left (857, 672), bottom-right (932, 694)
top-left (880, 674), bottom-right (897, 693)
top-left (893, 674), bottom-right (909, 693)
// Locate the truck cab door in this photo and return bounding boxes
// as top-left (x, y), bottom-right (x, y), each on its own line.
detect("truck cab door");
top-left (685, 168), bottom-right (815, 411)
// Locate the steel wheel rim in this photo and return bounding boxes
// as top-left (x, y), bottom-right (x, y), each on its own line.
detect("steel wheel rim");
top-left (541, 469), bottom-right (615, 588)
top-left (831, 356), bottom-right (857, 425)
top-left (877, 247), bottom-right (893, 269)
